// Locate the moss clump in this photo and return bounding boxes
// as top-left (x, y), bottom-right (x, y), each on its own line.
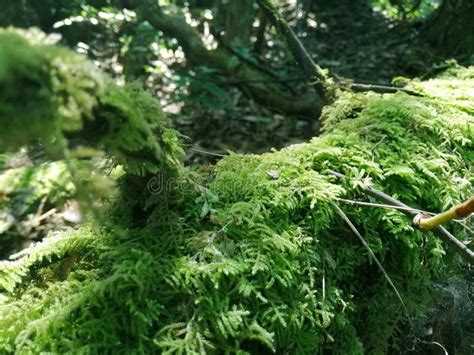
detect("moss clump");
top-left (0, 28), bottom-right (103, 152)
top-left (0, 27), bottom-right (183, 175)
top-left (0, 30), bottom-right (473, 354)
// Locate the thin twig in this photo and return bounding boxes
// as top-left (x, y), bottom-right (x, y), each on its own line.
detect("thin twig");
top-left (335, 197), bottom-right (436, 215)
top-left (348, 83), bottom-right (423, 97)
top-left (328, 170), bottom-right (474, 262)
top-left (338, 198), bottom-right (448, 352)
top-left (35, 196), bottom-right (48, 219)
top-left (189, 148), bottom-right (228, 158)
top-left (35, 208), bottom-right (57, 223)
top-left (457, 220), bottom-right (474, 236)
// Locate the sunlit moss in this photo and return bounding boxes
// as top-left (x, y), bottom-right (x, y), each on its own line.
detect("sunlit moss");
top-left (0, 29), bottom-right (472, 354)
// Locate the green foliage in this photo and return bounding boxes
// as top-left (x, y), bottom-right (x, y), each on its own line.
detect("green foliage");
top-left (181, 66), bottom-right (230, 110)
top-left (0, 161), bottom-right (74, 210)
top-left (0, 29), bottom-right (473, 354)
top-left (371, 0), bottom-right (440, 19)
top-left (0, 160), bottom-right (75, 254)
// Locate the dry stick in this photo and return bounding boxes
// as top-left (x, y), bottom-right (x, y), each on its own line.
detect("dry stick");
top-left (332, 202), bottom-right (414, 329)
top-left (348, 83), bottom-right (423, 97)
top-left (328, 170), bottom-right (474, 262)
top-left (255, 0), bottom-right (328, 101)
top-left (458, 220), bottom-right (474, 235)
top-left (334, 203), bottom-right (450, 354)
top-left (189, 148), bottom-right (227, 158)
top-left (335, 197), bottom-right (437, 215)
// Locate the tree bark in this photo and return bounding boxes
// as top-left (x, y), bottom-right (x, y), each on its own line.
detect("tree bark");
top-left (0, 0), bottom-right (39, 28)
top-left (217, 0), bottom-right (254, 48)
top-left (425, 0), bottom-right (474, 59)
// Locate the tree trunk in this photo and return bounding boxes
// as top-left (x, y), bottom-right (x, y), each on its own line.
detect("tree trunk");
top-left (425, 0), bottom-right (474, 59)
top-left (219, 0), bottom-right (254, 48)
top-left (0, 0), bottom-right (39, 28)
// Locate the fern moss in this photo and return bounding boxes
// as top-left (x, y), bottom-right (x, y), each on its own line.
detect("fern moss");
top-left (0, 30), bottom-right (473, 354)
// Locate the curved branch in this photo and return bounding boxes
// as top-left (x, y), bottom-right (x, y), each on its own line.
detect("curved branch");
top-left (255, 0), bottom-right (329, 101)
top-left (131, 1), bottom-right (323, 116)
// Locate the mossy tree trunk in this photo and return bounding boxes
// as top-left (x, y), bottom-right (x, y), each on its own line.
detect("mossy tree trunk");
top-left (425, 0), bottom-right (474, 59)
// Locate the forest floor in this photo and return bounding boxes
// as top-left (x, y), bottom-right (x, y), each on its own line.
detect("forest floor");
top-left (298, 4), bottom-right (437, 84)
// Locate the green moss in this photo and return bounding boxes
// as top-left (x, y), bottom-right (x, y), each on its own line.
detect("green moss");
top-left (0, 29), bottom-right (473, 354)
top-left (0, 28), bottom-right (104, 152)
top-left (0, 27), bottom-right (182, 175)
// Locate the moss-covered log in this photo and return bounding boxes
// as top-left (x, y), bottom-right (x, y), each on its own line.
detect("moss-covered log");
top-left (0, 29), bottom-right (473, 354)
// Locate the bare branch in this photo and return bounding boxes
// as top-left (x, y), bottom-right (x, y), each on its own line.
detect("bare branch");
top-left (328, 170), bottom-right (474, 262)
top-left (130, 1), bottom-right (323, 116)
top-left (255, 0), bottom-right (329, 101)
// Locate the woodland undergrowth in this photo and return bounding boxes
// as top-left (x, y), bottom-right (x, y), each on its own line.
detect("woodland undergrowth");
top-left (0, 29), bottom-right (472, 354)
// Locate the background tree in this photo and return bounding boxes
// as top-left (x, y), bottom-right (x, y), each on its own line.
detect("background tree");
top-left (0, 0), bottom-right (39, 28)
top-left (425, 0), bottom-right (474, 58)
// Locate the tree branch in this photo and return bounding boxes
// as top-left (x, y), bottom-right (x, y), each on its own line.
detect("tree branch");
top-left (255, 0), bottom-right (329, 101)
top-left (130, 1), bottom-right (323, 116)
top-left (348, 83), bottom-right (423, 96)
top-left (328, 170), bottom-right (474, 262)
